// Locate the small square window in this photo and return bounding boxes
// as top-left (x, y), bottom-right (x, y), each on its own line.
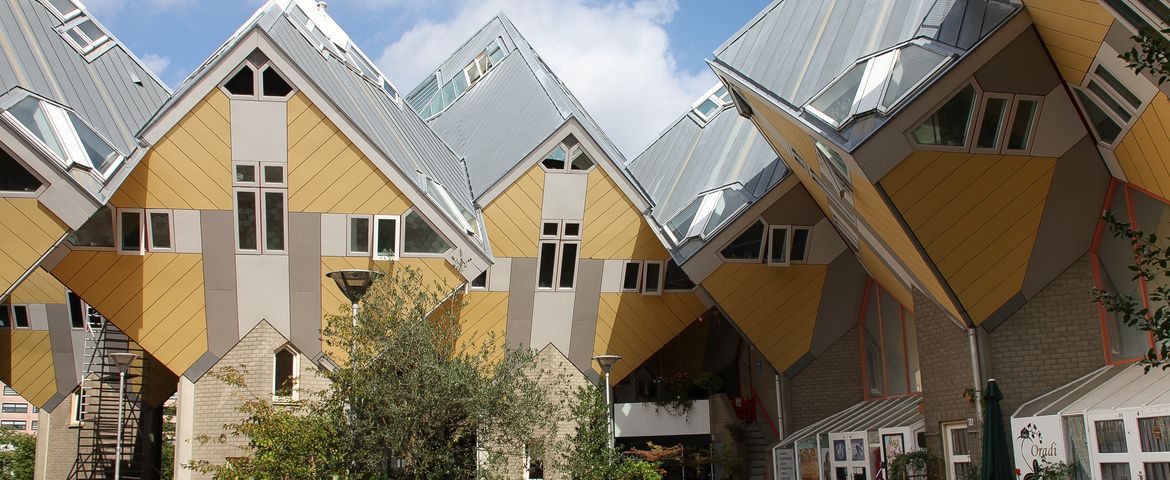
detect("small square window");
top-left (13, 305), bottom-right (29, 328)
top-left (373, 215), bottom-right (399, 260)
top-left (542, 222), bottom-right (559, 237)
top-left (262, 164), bottom-right (285, 187)
top-left (621, 261), bottom-right (642, 292)
top-left (147, 210), bottom-right (172, 252)
top-left (118, 209), bottom-right (144, 254)
top-left (235, 163), bottom-right (257, 186)
top-left (563, 222), bottom-right (581, 238)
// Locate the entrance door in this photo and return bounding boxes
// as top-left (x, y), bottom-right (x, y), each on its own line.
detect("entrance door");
top-left (942, 422), bottom-right (972, 480)
top-left (829, 432), bottom-right (869, 480)
top-left (1087, 409), bottom-right (1170, 480)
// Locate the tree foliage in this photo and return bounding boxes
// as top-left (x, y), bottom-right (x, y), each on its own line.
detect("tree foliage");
top-left (191, 266), bottom-right (561, 479)
top-left (1092, 212), bottom-right (1170, 370)
top-left (0, 428), bottom-right (35, 480)
top-left (1122, 29), bottom-right (1170, 85)
top-left (560, 383), bottom-right (623, 480)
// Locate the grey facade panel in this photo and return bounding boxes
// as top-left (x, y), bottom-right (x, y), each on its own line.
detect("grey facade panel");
top-left (288, 212), bottom-right (323, 360)
top-left (200, 211), bottom-right (239, 357)
top-left (46, 303), bottom-right (78, 398)
top-left (809, 251), bottom-right (868, 355)
top-left (974, 29), bottom-right (1061, 96)
top-left (568, 259), bottom-right (603, 373)
top-left (505, 258), bottom-right (537, 347)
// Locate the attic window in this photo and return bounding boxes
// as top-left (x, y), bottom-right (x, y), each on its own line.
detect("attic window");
top-left (540, 136), bottom-right (594, 172)
top-left (45, 0), bottom-right (82, 20)
top-left (4, 96), bottom-right (122, 179)
top-left (416, 38), bottom-right (508, 119)
top-left (222, 62), bottom-right (297, 100)
top-left (692, 85), bottom-right (733, 122)
top-left (261, 66), bottom-right (293, 97)
top-left (910, 84), bottom-right (976, 147)
top-left (0, 148), bottom-right (42, 193)
top-left (59, 17), bottom-right (110, 56)
top-left (665, 184), bottom-right (748, 244)
top-left (806, 40), bottom-right (950, 129)
top-left (224, 65), bottom-right (255, 96)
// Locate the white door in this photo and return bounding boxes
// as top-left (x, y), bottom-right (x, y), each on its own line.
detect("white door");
top-left (829, 431), bottom-right (870, 480)
top-left (942, 422), bottom-right (972, 480)
top-left (1087, 408), bottom-right (1170, 480)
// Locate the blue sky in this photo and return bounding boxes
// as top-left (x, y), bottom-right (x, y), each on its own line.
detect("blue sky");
top-left (88, 0), bottom-right (771, 156)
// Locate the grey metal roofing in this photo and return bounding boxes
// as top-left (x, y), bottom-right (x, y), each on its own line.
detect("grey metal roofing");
top-left (157, 0), bottom-right (479, 223)
top-left (628, 104), bottom-right (787, 260)
top-left (405, 14), bottom-right (639, 200)
top-left (0, 0), bottom-right (170, 169)
top-left (713, 0), bottom-right (1018, 150)
top-left (1014, 365), bottom-right (1170, 418)
top-left (780, 395), bottom-right (923, 447)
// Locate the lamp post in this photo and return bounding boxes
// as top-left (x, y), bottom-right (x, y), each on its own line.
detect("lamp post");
top-left (592, 354), bottom-right (621, 449)
top-left (108, 352), bottom-right (139, 480)
top-left (325, 269), bottom-right (382, 479)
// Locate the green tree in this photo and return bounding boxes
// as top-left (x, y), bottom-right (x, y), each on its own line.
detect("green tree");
top-left (160, 402), bottom-right (175, 480)
top-left (1122, 28), bottom-right (1170, 85)
top-left (559, 382), bottom-right (624, 480)
top-left (1093, 212), bottom-right (1170, 370)
top-left (0, 428), bottom-right (35, 480)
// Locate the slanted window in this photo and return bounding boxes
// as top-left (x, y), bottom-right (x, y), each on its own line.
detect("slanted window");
top-left (621, 261), bottom-right (642, 292)
top-left (118, 209), bottom-right (143, 254)
top-left (1100, 0), bottom-right (1170, 42)
top-left (719, 220), bottom-right (766, 261)
top-left (58, 17), bottom-right (110, 56)
top-left (273, 347), bottom-right (298, 400)
top-left (538, 242), bottom-right (557, 289)
top-left (807, 41), bottom-right (950, 129)
top-left (67, 205), bottom-right (115, 249)
top-left (663, 260), bottom-right (695, 291)
top-left (974, 94), bottom-right (1010, 151)
top-left (403, 210), bottom-right (451, 255)
top-left (5, 96), bottom-right (122, 178)
top-left (373, 215), bottom-right (399, 261)
top-left (789, 227), bottom-right (811, 263)
top-left (691, 84), bottom-right (733, 123)
top-left (348, 215), bottom-right (371, 256)
top-left (12, 305), bottom-right (29, 328)
top-left (416, 38), bottom-right (507, 119)
top-left (540, 135), bottom-right (594, 172)
top-left (67, 291), bottom-right (85, 329)
top-left (469, 270), bottom-right (488, 290)
top-left (261, 66), bottom-right (294, 98)
top-left (666, 185), bottom-right (748, 245)
top-left (815, 141), bottom-right (851, 195)
top-left (147, 210), bottom-right (172, 252)
top-left (0, 148), bottom-right (42, 193)
top-left (642, 261), bottom-right (663, 295)
top-left (536, 220), bottom-right (579, 290)
top-left (768, 226), bottom-right (790, 265)
top-left (911, 84), bottom-right (977, 147)
top-left (1074, 61), bottom-right (1152, 147)
top-left (858, 281), bottom-right (920, 398)
top-left (224, 65), bottom-right (256, 96)
top-left (423, 177), bottom-right (479, 237)
top-left (45, 0), bottom-right (82, 20)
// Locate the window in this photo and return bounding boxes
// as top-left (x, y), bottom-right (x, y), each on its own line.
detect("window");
top-left (30, 421), bottom-right (36, 431)
top-left (527, 459), bottom-right (544, 480)
top-left (911, 84), bottom-right (977, 147)
top-left (806, 40), bottom-right (950, 129)
top-left (348, 215), bottom-right (371, 256)
top-left (769, 226), bottom-right (790, 265)
top-left (974, 94), bottom-right (1010, 151)
top-left (66, 205), bottom-right (114, 249)
top-left (1073, 61), bottom-right (1152, 147)
top-left (972, 94), bottom-right (1042, 154)
top-left (403, 210), bottom-right (451, 255)
top-left (1100, 0), bottom-right (1170, 41)
top-left (273, 347), bottom-right (298, 400)
top-left (540, 135), bottom-right (595, 172)
top-left (1093, 182), bottom-right (1162, 363)
top-left (815, 141), bottom-right (851, 194)
top-left (537, 221), bottom-right (579, 290)
top-left (234, 162), bottom-right (286, 254)
top-left (858, 280), bottom-right (920, 398)
top-left (70, 390), bottom-right (83, 425)
top-left (0, 148), bottom-right (41, 193)
top-left (423, 176), bottom-right (479, 236)
top-left (68, 291), bottom-right (85, 329)
top-left (11, 306), bottom-right (26, 328)
top-left (691, 84), bottom-right (734, 122)
top-left (44, 0), bottom-right (82, 20)
top-left (720, 221), bottom-right (766, 261)
top-left (663, 260), bottom-right (695, 291)
top-left (118, 209), bottom-right (143, 254)
top-left (469, 270), bottom-right (488, 290)
top-left (0, 420), bottom-right (26, 431)
top-left (58, 17), bottom-right (110, 55)
top-left (4, 96), bottom-right (122, 178)
top-left (1139, 416), bottom-right (1170, 452)
top-left (373, 215), bottom-right (399, 261)
top-left (222, 62), bottom-right (296, 99)
top-left (0, 305), bottom-right (8, 328)
top-left (3, 387), bottom-right (16, 396)
top-left (147, 210), bottom-right (172, 252)
top-left (30, 406), bottom-right (37, 413)
top-left (666, 185), bottom-right (748, 245)
top-left (790, 227), bottom-right (811, 262)
top-left (621, 261), bottom-right (641, 292)
top-left (224, 65), bottom-right (255, 96)
top-left (1096, 419), bottom-right (1129, 453)
top-left (943, 423), bottom-right (972, 480)
top-left (261, 66), bottom-right (294, 98)
top-left (416, 38), bottom-right (509, 119)
top-left (642, 261), bottom-right (663, 295)
top-left (2, 403), bottom-right (27, 413)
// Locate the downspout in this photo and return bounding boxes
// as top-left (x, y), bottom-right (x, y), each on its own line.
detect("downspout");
top-left (967, 327), bottom-right (983, 423)
top-left (774, 373), bottom-right (785, 439)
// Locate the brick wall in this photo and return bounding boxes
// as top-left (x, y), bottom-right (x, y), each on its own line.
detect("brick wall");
top-left (788, 326), bottom-right (863, 432)
top-left (35, 402), bottom-right (78, 480)
top-left (525, 345), bottom-right (591, 480)
top-left (913, 289), bottom-right (978, 460)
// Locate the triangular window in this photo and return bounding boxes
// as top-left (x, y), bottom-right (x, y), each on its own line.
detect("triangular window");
top-left (224, 65), bottom-right (255, 96)
top-left (403, 210), bottom-right (451, 254)
top-left (0, 148), bottom-right (41, 192)
top-left (261, 66), bottom-right (293, 98)
top-left (910, 84), bottom-right (976, 147)
top-left (719, 220), bottom-right (765, 261)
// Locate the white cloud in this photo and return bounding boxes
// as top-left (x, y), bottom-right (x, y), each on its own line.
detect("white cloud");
top-left (140, 53), bottom-right (172, 77)
top-left (376, 0), bottom-right (714, 158)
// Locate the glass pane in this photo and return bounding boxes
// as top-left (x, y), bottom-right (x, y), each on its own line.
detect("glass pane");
top-left (881, 288), bottom-right (908, 395)
top-left (262, 68), bottom-right (293, 97)
top-left (1140, 416), bottom-right (1170, 452)
top-left (1096, 419), bottom-right (1128, 453)
top-left (1074, 89), bottom-right (1122, 144)
top-left (790, 228), bottom-right (810, 261)
top-left (120, 211), bottom-right (140, 251)
top-left (538, 242), bottom-right (556, 288)
top-left (0, 307), bottom-right (8, 328)
top-left (68, 114), bottom-right (118, 173)
top-left (664, 260), bottom-right (695, 290)
top-left (264, 192), bottom-right (284, 251)
top-left (1006, 100), bottom-right (1039, 150)
top-left (403, 212), bottom-right (450, 253)
top-left (696, 99), bottom-right (720, 118)
top-left (8, 98), bottom-right (66, 160)
top-left (149, 212), bottom-right (170, 249)
top-left (558, 243), bottom-right (577, 288)
top-left (1064, 416), bottom-right (1091, 480)
top-left (1095, 65), bottom-right (1142, 109)
top-left (274, 349), bottom-right (294, 396)
top-left (666, 198), bottom-right (702, 241)
top-left (67, 206), bottom-right (114, 248)
top-left (976, 97), bottom-right (1008, 149)
top-left (236, 164), bottom-right (256, 183)
top-left (954, 463), bottom-right (972, 480)
top-left (1147, 463), bottom-right (1170, 480)
top-left (770, 227), bottom-right (788, 263)
top-left (13, 306), bottom-right (28, 327)
top-left (68, 292), bottom-right (84, 329)
top-left (350, 217), bottom-right (369, 253)
top-left (950, 428), bottom-right (969, 455)
top-left (564, 223), bottom-right (580, 237)
top-left (644, 263), bottom-right (662, 292)
top-left (47, 0), bottom-right (79, 16)
top-left (1088, 81), bottom-right (1133, 122)
top-left (1099, 188), bottom-right (1155, 360)
top-left (542, 146), bottom-right (566, 170)
top-left (263, 165), bottom-right (284, 185)
top-left (542, 222), bottom-right (559, 237)
top-left (882, 45), bottom-right (947, 110)
top-left (76, 20), bottom-right (104, 43)
top-left (904, 309), bottom-right (921, 392)
top-left (1101, 463), bottom-right (1130, 480)
top-left (237, 191), bottom-right (257, 250)
top-left (569, 148), bottom-right (593, 170)
top-left (224, 66), bottom-right (255, 96)
top-left (453, 74), bottom-right (468, 96)
top-left (0, 148), bottom-right (41, 192)
top-left (911, 85), bottom-right (976, 146)
top-left (809, 63), bottom-right (866, 126)
top-left (703, 189), bottom-right (747, 237)
top-left (471, 271), bottom-right (487, 288)
top-left (376, 218), bottom-right (398, 258)
top-left (720, 221), bottom-right (765, 260)
top-left (622, 262), bottom-right (640, 290)
top-left (864, 287), bottom-right (883, 396)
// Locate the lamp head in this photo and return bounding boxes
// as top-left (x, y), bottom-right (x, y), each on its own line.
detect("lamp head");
top-left (107, 352), bottom-right (139, 373)
top-left (326, 269), bottom-right (384, 304)
top-left (592, 354), bottom-right (622, 374)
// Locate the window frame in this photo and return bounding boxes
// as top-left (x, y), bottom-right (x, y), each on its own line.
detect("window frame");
top-left (258, 64), bottom-right (297, 100)
top-left (70, 389), bottom-right (83, 426)
top-left (117, 208), bottom-right (145, 255)
top-left (145, 209), bottom-right (174, 253)
top-left (642, 260), bottom-right (664, 296)
top-left (372, 214), bottom-right (401, 261)
top-left (468, 269), bottom-right (489, 291)
top-left (220, 61), bottom-right (298, 101)
top-left (260, 162), bottom-right (287, 188)
top-left (401, 209), bottom-right (453, 257)
top-left (1073, 55), bottom-right (1157, 148)
top-left (942, 422), bottom-right (972, 480)
top-left (233, 187), bottom-right (261, 254)
top-left (768, 225), bottom-right (792, 266)
top-left (233, 161), bottom-right (259, 187)
top-left (537, 240), bottom-right (560, 291)
top-left (789, 226), bottom-right (813, 264)
top-left (56, 15), bottom-right (111, 57)
top-left (557, 241), bottom-right (580, 291)
top-left (1099, 0), bottom-right (1170, 42)
top-left (2, 94), bottom-right (124, 180)
top-left (272, 346), bottom-right (300, 402)
top-left (971, 92), bottom-right (1014, 154)
top-left (536, 220), bottom-right (583, 291)
top-left (717, 219), bottom-right (767, 263)
top-left (905, 81), bottom-right (982, 152)
top-left (260, 190), bottom-right (287, 254)
top-left (621, 261), bottom-right (643, 292)
top-left (41, 0), bottom-right (83, 21)
top-left (0, 144), bottom-right (45, 197)
top-left (1002, 95), bottom-right (1044, 154)
top-left (347, 214), bottom-right (372, 257)
top-left (539, 139), bottom-right (596, 174)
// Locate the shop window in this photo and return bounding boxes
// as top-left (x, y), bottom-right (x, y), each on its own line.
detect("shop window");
top-left (67, 205), bottom-right (115, 249)
top-left (911, 84), bottom-right (977, 147)
top-left (642, 261), bottom-right (663, 295)
top-left (147, 210), bottom-right (172, 252)
top-left (621, 261), bottom-right (641, 292)
top-left (118, 209), bottom-right (143, 254)
top-left (719, 220), bottom-right (765, 261)
top-left (1097, 419), bottom-right (1129, 453)
top-left (273, 347), bottom-right (298, 400)
top-left (536, 220), bottom-right (579, 290)
top-left (0, 148), bottom-right (41, 193)
top-left (663, 260), bottom-right (694, 291)
top-left (402, 210), bottom-right (451, 255)
top-left (1139, 416), bottom-right (1170, 452)
top-left (373, 215), bottom-right (399, 261)
top-left (858, 281), bottom-right (920, 398)
top-left (1092, 182), bottom-right (1162, 363)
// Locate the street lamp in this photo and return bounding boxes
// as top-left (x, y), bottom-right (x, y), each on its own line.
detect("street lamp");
top-left (325, 269), bottom-right (382, 479)
top-left (108, 352), bottom-right (139, 480)
top-left (592, 354), bottom-right (621, 449)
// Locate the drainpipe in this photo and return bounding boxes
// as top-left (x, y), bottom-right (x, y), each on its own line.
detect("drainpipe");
top-left (774, 373), bottom-right (785, 440)
top-left (967, 328), bottom-right (983, 423)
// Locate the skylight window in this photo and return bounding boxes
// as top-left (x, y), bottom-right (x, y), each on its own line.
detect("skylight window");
top-left (424, 176), bottom-right (480, 237)
top-left (691, 85), bottom-right (734, 123)
top-left (416, 38), bottom-right (509, 119)
top-left (665, 184), bottom-right (748, 244)
top-left (45, 0), bottom-right (82, 20)
top-left (58, 17), bottom-right (110, 56)
top-left (4, 96), bottom-right (121, 179)
top-left (806, 40), bottom-right (950, 129)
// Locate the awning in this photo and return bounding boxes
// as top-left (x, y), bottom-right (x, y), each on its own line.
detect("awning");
top-left (780, 396), bottom-right (923, 447)
top-left (1014, 364), bottom-right (1170, 418)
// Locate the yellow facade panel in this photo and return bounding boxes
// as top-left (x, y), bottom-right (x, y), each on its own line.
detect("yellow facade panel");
top-left (483, 165), bottom-right (544, 257)
top-left (457, 291), bottom-right (509, 354)
top-left (1115, 94), bottom-right (1170, 200)
top-left (9, 268), bottom-right (66, 305)
top-left (593, 293), bottom-right (706, 383)
top-left (1023, 0), bottom-right (1112, 83)
top-left (0, 198), bottom-right (67, 292)
top-left (0, 330), bottom-right (56, 407)
top-left (581, 168), bottom-right (667, 260)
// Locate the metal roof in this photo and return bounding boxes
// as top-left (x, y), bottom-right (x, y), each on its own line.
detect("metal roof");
top-left (1014, 365), bottom-right (1170, 418)
top-left (627, 104), bottom-right (786, 260)
top-left (713, 0), bottom-right (1018, 150)
top-left (779, 395), bottom-right (923, 447)
top-left (0, 0), bottom-right (171, 188)
top-left (405, 14), bottom-right (640, 200)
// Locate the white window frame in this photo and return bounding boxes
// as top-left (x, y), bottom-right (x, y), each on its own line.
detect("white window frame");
top-left (260, 189), bottom-right (288, 254)
top-left (145, 209), bottom-right (174, 253)
top-left (10, 305), bottom-right (30, 329)
top-left (233, 188), bottom-right (261, 254)
top-left (556, 241), bottom-right (581, 291)
top-left (233, 161), bottom-right (259, 187)
top-left (535, 220), bottom-right (581, 291)
top-left (70, 389), bottom-right (83, 426)
top-left (768, 225), bottom-right (792, 266)
top-left (57, 16), bottom-right (110, 56)
top-left (562, 221), bottom-right (582, 240)
top-left (41, 0), bottom-right (82, 21)
top-left (538, 140), bottom-right (596, 174)
top-left (259, 162), bottom-right (287, 188)
top-left (2, 95), bottom-right (124, 180)
top-left (372, 214), bottom-right (401, 261)
top-left (815, 141), bottom-right (852, 199)
top-left (905, 81), bottom-right (983, 153)
top-left (1001, 95), bottom-right (1044, 154)
top-left (468, 268), bottom-right (489, 291)
top-left (401, 209), bottom-right (453, 258)
top-left (642, 260), bottom-right (664, 295)
top-left (942, 422), bottom-right (972, 480)
top-left (1074, 51), bottom-right (1159, 148)
top-left (536, 240), bottom-right (560, 291)
top-left (620, 261), bottom-right (643, 292)
top-left (272, 346), bottom-right (300, 402)
top-left (116, 208), bottom-right (145, 255)
top-left (789, 226), bottom-right (812, 264)
top-left (691, 84), bottom-right (732, 123)
top-left (971, 92), bottom-right (1014, 154)
top-left (220, 61), bottom-right (262, 100)
top-left (717, 219), bottom-right (767, 263)
top-left (1100, 0), bottom-right (1170, 41)
top-left (258, 64), bottom-right (298, 100)
top-left (347, 214), bottom-right (372, 257)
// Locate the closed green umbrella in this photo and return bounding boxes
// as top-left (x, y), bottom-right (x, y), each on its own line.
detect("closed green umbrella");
top-left (981, 379), bottom-right (1014, 480)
